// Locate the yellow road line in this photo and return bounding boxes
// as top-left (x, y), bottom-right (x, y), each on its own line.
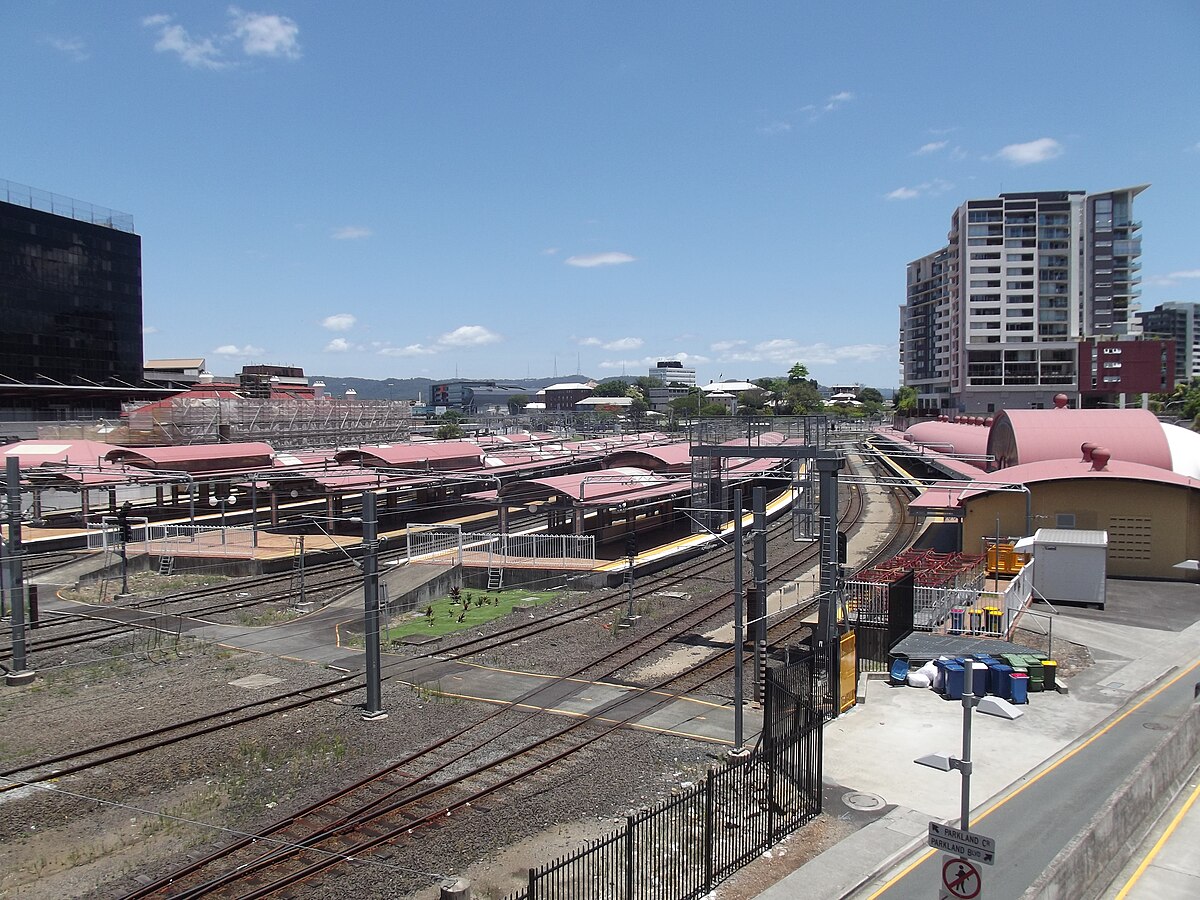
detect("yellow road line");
top-left (864, 658), bottom-right (1200, 898)
top-left (1114, 771), bottom-right (1200, 898)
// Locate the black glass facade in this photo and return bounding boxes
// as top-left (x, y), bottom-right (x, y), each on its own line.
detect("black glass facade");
top-left (0, 199), bottom-right (143, 385)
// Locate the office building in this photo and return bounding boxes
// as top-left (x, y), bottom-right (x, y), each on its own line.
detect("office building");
top-left (1139, 302), bottom-right (1200, 383)
top-left (901, 186), bottom-right (1156, 414)
top-left (1, 180), bottom-right (167, 423)
top-left (647, 360), bottom-right (696, 412)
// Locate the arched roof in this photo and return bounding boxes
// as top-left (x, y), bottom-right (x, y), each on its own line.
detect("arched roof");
top-left (903, 421), bottom-right (991, 464)
top-left (335, 441), bottom-right (485, 470)
top-left (1160, 423), bottom-right (1200, 479)
top-left (987, 408), bottom-right (1171, 471)
top-left (498, 466), bottom-right (682, 506)
top-left (2, 439), bottom-right (119, 468)
top-left (603, 442), bottom-right (694, 472)
top-left (959, 455), bottom-right (1200, 502)
top-left (105, 442), bottom-right (275, 472)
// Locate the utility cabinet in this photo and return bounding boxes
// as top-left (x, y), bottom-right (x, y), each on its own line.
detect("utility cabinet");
top-left (1029, 528), bottom-right (1108, 608)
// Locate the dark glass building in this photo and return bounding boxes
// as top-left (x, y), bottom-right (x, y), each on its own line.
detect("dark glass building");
top-left (1, 185), bottom-right (143, 385)
top-left (0, 182), bottom-right (168, 427)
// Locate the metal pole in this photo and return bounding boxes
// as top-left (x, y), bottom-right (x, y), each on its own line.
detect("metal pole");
top-left (732, 489), bottom-right (745, 752)
top-left (362, 491), bottom-right (385, 719)
top-left (753, 486), bottom-right (767, 702)
top-left (250, 480), bottom-right (258, 548)
top-left (5, 456), bottom-right (31, 682)
top-left (297, 534), bottom-right (306, 606)
top-left (960, 655), bottom-right (975, 832)
top-left (815, 455), bottom-right (842, 662)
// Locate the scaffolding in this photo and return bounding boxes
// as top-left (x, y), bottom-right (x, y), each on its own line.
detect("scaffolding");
top-left (116, 397), bottom-right (413, 448)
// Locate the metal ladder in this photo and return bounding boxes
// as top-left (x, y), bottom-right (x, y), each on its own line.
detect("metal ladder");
top-left (157, 556), bottom-right (175, 576)
top-left (486, 566), bottom-right (504, 592)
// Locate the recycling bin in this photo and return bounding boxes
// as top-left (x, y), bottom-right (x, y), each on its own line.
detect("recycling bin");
top-left (943, 663), bottom-right (965, 700)
top-left (990, 663), bottom-right (1013, 698)
top-left (1009, 671), bottom-right (1030, 704)
top-left (950, 607), bottom-right (965, 634)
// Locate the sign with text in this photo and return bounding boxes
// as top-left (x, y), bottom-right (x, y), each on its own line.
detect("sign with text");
top-left (928, 822), bottom-right (996, 865)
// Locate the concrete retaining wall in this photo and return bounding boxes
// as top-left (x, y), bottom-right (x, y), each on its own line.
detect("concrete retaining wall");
top-left (1022, 697), bottom-right (1200, 900)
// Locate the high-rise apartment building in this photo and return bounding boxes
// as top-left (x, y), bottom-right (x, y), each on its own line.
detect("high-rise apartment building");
top-left (1139, 302), bottom-right (1200, 383)
top-left (901, 186), bottom-right (1149, 414)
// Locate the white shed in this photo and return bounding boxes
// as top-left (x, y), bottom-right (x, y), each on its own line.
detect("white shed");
top-left (1024, 529), bottom-right (1108, 609)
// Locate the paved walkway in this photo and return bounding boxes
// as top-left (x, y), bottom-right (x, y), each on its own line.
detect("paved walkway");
top-left (755, 580), bottom-right (1200, 900)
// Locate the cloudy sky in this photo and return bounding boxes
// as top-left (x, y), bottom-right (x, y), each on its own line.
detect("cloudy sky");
top-left (5, 2), bottom-right (1198, 387)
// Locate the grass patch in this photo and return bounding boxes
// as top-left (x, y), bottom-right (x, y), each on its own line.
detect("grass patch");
top-left (235, 606), bottom-right (303, 627)
top-left (379, 588), bottom-right (561, 642)
top-left (63, 571), bottom-right (235, 603)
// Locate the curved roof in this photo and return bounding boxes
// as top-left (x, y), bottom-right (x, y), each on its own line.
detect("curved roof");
top-left (903, 421), bottom-right (991, 463)
top-left (335, 441), bottom-right (485, 470)
top-left (603, 442), bottom-right (694, 472)
top-left (2, 439), bottom-right (119, 468)
top-left (959, 455), bottom-right (1200, 502)
top-left (498, 466), bottom-right (685, 506)
top-left (1160, 423), bottom-right (1200, 479)
top-left (105, 442), bottom-right (275, 472)
top-left (987, 408), bottom-right (1171, 471)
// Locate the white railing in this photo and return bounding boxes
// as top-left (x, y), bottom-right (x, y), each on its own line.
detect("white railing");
top-left (405, 524), bottom-right (595, 566)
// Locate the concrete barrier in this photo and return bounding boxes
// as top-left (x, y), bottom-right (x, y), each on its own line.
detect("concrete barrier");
top-left (1021, 697), bottom-right (1200, 899)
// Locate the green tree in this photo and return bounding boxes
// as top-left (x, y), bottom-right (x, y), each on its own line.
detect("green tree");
top-left (860, 387), bottom-right (885, 405)
top-left (592, 379), bottom-right (632, 398)
top-left (895, 385), bottom-right (918, 414)
top-left (787, 362), bottom-right (810, 384)
top-left (507, 393), bottom-right (529, 414)
top-left (435, 422), bottom-right (465, 440)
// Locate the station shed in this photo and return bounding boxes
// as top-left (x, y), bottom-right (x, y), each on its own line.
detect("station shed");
top-left (957, 446), bottom-right (1200, 581)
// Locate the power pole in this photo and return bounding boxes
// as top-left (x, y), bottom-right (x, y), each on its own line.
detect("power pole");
top-left (731, 489), bottom-right (746, 754)
top-left (752, 486), bottom-right (767, 703)
top-left (361, 491), bottom-right (386, 720)
top-left (5, 456), bottom-right (34, 685)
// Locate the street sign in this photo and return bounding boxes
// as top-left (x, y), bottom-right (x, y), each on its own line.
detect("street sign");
top-left (939, 856), bottom-right (983, 899)
top-left (928, 822), bottom-right (996, 865)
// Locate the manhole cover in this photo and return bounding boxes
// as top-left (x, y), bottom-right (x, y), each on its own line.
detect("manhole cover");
top-left (842, 791), bottom-right (886, 812)
top-left (1143, 721), bottom-right (1169, 731)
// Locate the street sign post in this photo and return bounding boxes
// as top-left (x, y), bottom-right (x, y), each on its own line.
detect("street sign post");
top-left (939, 856), bottom-right (983, 899)
top-left (928, 822), bottom-right (996, 865)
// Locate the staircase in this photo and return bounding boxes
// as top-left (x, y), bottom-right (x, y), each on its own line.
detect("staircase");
top-left (486, 565), bottom-right (504, 592)
top-left (157, 556), bottom-right (176, 577)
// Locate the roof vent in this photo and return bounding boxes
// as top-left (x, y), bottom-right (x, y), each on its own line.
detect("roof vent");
top-left (197, 372), bottom-right (214, 385)
top-left (1054, 393), bottom-right (1070, 409)
top-left (1081, 441), bottom-right (1097, 462)
top-left (1091, 447), bottom-right (1111, 471)
top-left (984, 417), bottom-right (994, 427)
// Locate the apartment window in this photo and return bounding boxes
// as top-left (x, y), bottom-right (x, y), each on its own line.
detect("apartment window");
top-left (970, 266), bottom-right (1001, 274)
top-left (1006, 253), bottom-right (1033, 262)
top-left (1006, 267), bottom-right (1033, 276)
top-left (1055, 513), bottom-right (1075, 528)
top-left (971, 280), bottom-right (1001, 288)
top-left (970, 252), bottom-right (1001, 260)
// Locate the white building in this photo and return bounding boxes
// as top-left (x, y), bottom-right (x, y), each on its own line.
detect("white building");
top-left (901, 186), bottom-right (1148, 415)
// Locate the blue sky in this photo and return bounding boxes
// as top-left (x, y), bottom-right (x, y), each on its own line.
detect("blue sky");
top-left (5, 2), bottom-right (1198, 389)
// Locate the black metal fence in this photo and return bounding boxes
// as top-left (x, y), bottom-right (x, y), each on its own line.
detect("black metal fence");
top-left (849, 571), bottom-right (915, 678)
top-left (502, 653), bottom-right (829, 900)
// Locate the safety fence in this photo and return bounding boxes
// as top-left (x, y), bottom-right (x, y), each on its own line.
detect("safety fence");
top-left (405, 524), bottom-right (595, 569)
top-left (87, 522), bottom-right (256, 557)
top-left (501, 654), bottom-right (827, 900)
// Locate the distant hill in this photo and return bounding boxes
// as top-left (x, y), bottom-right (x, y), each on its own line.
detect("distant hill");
top-left (310, 375), bottom-right (596, 402)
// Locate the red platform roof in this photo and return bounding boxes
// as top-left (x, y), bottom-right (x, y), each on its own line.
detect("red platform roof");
top-left (105, 442), bottom-right (276, 472)
top-left (988, 408), bottom-right (1171, 470)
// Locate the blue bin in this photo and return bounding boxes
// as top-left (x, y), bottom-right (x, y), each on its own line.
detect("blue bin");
top-left (1009, 672), bottom-right (1029, 705)
top-left (970, 661), bottom-right (989, 697)
top-left (943, 663), bottom-right (965, 700)
top-left (990, 664), bottom-right (1013, 698)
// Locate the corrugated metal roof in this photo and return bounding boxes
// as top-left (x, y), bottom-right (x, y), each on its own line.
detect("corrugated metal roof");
top-left (959, 456), bottom-right (1200, 500)
top-left (2, 439), bottom-right (117, 468)
top-left (1033, 528), bottom-right (1108, 546)
top-left (336, 442), bottom-right (485, 469)
top-left (904, 421), bottom-right (991, 462)
top-left (105, 442), bottom-right (275, 470)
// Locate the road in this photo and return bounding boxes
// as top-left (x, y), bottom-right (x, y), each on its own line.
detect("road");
top-left (855, 657), bottom-right (1200, 900)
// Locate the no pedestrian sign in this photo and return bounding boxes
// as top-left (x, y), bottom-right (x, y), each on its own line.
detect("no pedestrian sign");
top-left (928, 822), bottom-right (996, 865)
top-left (939, 856), bottom-right (983, 900)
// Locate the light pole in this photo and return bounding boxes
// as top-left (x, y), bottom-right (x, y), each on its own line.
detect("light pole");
top-left (209, 491), bottom-right (239, 545)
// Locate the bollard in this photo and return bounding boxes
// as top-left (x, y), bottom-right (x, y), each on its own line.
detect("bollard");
top-left (440, 876), bottom-right (471, 899)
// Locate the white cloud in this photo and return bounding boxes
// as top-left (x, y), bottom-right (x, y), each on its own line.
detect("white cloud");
top-left (379, 343), bottom-right (438, 357)
top-left (915, 141), bottom-right (947, 155)
top-left (1146, 268), bottom-right (1200, 287)
top-left (145, 16), bottom-right (225, 69)
top-left (331, 225), bottom-right (372, 240)
top-left (324, 338), bottom-right (352, 352)
top-left (565, 251), bottom-right (637, 268)
top-left (439, 325), bottom-right (501, 347)
top-left (886, 179), bottom-right (952, 201)
top-left (600, 351), bottom-right (710, 371)
top-left (603, 337), bottom-right (643, 351)
top-left (142, 325), bottom-right (159, 335)
top-left (213, 343), bottom-right (265, 357)
top-left (717, 339), bottom-right (893, 367)
top-left (143, 9), bottom-right (301, 69)
top-left (321, 313), bottom-right (356, 331)
top-left (824, 90), bottom-right (854, 112)
top-left (757, 120), bottom-right (792, 136)
top-left (542, 247), bottom-right (560, 255)
top-left (229, 8), bottom-right (301, 58)
top-left (578, 337), bottom-right (603, 347)
top-left (48, 37), bottom-right (88, 62)
top-left (995, 137), bottom-right (1063, 166)
top-left (710, 339), bottom-right (746, 352)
